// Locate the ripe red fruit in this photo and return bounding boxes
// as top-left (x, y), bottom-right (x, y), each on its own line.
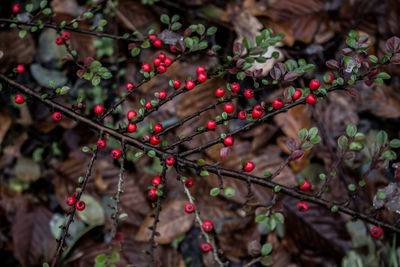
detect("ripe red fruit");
top-left (170, 45), bottom-right (178, 53)
top-left (75, 200), bottom-right (86, 211)
top-left (55, 37), bottom-right (64, 45)
top-left (97, 139), bottom-right (106, 148)
top-left (127, 110), bottom-right (137, 120)
top-left (238, 110), bottom-right (247, 120)
top-left (141, 63), bottom-right (151, 72)
top-left (223, 136), bottom-right (234, 146)
top-left (16, 65), bottom-right (25, 74)
top-left (153, 39), bottom-right (162, 47)
top-left (127, 123), bottom-right (137, 133)
top-left (231, 82), bottom-right (240, 93)
top-left (196, 66), bottom-right (206, 75)
top-left (244, 89), bottom-right (254, 99)
top-left (200, 242), bottom-right (212, 252)
top-left (157, 64), bottom-right (166, 73)
top-left (215, 88), bottom-right (225, 98)
top-left (148, 189), bottom-right (158, 200)
top-left (12, 4), bottom-right (20, 13)
top-left (202, 220), bottom-right (214, 232)
top-left (126, 82), bottom-right (134, 91)
top-left (173, 80), bottom-right (181, 89)
top-left (154, 123), bottom-right (163, 133)
top-left (272, 99), bottom-right (283, 109)
top-left (186, 80), bottom-right (195, 90)
top-left (184, 203), bottom-right (195, 213)
top-left (243, 160), bottom-right (255, 172)
top-left (149, 34), bottom-right (157, 41)
top-left (153, 58), bottom-right (161, 67)
top-left (65, 196), bottom-right (76, 206)
top-left (152, 177), bottom-right (161, 187)
top-left (207, 120), bottom-right (216, 130)
top-left (197, 73), bottom-right (207, 83)
top-left (309, 79), bottom-right (320, 90)
top-left (165, 156), bottom-right (175, 166)
top-left (324, 74), bottom-right (333, 84)
top-left (111, 149), bottom-right (122, 159)
top-left (224, 104), bottom-right (234, 113)
top-left (150, 135), bottom-right (160, 145)
top-left (158, 91), bottom-right (167, 100)
top-left (14, 94), bottom-right (24, 104)
top-left (184, 179), bottom-right (194, 188)
top-left (158, 53), bottom-right (166, 61)
top-left (94, 105), bottom-right (104, 114)
top-left (164, 58), bottom-right (172, 66)
top-left (370, 226), bottom-right (383, 238)
top-left (53, 112), bottom-right (62, 121)
top-left (305, 94), bottom-right (317, 104)
top-left (292, 89), bottom-right (302, 100)
top-left (145, 101), bottom-right (152, 109)
top-left (252, 105), bottom-right (264, 118)
top-left (297, 201), bottom-right (309, 212)
top-left (299, 179), bottom-right (311, 191)
top-left (62, 32), bottom-right (71, 40)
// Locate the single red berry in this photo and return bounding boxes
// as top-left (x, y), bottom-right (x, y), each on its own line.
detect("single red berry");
top-left (157, 64), bottom-right (167, 73)
top-left (299, 179), bottom-right (311, 191)
top-left (126, 82), bottom-right (134, 91)
top-left (200, 242), bottom-right (212, 252)
top-left (111, 149), bottom-right (121, 159)
top-left (184, 179), bottom-right (194, 188)
top-left (197, 73), bottom-right (207, 83)
top-left (170, 45), bottom-right (178, 53)
top-left (75, 200), bottom-right (86, 211)
top-left (127, 123), bottom-right (137, 133)
top-left (196, 66), bottom-right (206, 75)
top-left (231, 82), bottom-right (240, 93)
top-left (53, 112), bottom-right (62, 121)
top-left (165, 156), bottom-right (175, 166)
top-left (292, 89), bottom-right (302, 100)
top-left (238, 110), bottom-right (247, 120)
top-left (223, 136), bottom-right (234, 146)
top-left (97, 139), bottom-right (106, 148)
top-left (154, 123), bottom-right (163, 133)
top-left (150, 135), bottom-right (160, 145)
top-left (62, 32), bottom-right (71, 40)
top-left (14, 94), bottom-right (24, 104)
top-left (153, 39), bottom-right (162, 47)
top-left (12, 4), bottom-right (20, 13)
top-left (148, 188), bottom-right (158, 200)
top-left (244, 89), bottom-right (254, 99)
top-left (186, 80), bottom-right (195, 90)
top-left (16, 65), bottom-right (25, 74)
top-left (297, 201), bottom-right (309, 212)
top-left (202, 220), bottom-right (214, 232)
top-left (173, 80), bottom-right (181, 89)
top-left (153, 58), bottom-right (161, 67)
top-left (370, 226), bottom-right (383, 238)
top-left (149, 34), bottom-right (157, 41)
top-left (158, 91), bottom-right (167, 100)
top-left (305, 94), bottom-right (317, 104)
top-left (158, 53), bottom-right (166, 61)
top-left (65, 196), bottom-right (76, 206)
top-left (215, 88), bottom-right (225, 98)
top-left (141, 63), bottom-right (151, 72)
top-left (152, 176), bottom-right (161, 187)
top-left (324, 74), bottom-right (333, 84)
top-left (207, 120), bottom-right (216, 130)
top-left (94, 105), bottom-right (104, 114)
top-left (164, 58), bottom-right (172, 67)
top-left (243, 160), bottom-right (255, 172)
top-left (224, 104), bottom-right (234, 113)
top-left (55, 37), bottom-right (64, 45)
top-left (272, 99), bottom-right (283, 109)
top-left (252, 105), bottom-right (264, 118)
top-left (309, 79), bottom-right (320, 90)
top-left (127, 110), bottom-right (137, 120)
top-left (184, 203), bottom-right (195, 213)
top-left (145, 101), bottom-right (152, 110)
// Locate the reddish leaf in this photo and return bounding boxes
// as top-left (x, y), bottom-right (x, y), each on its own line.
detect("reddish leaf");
top-left (84, 56), bottom-right (94, 67)
top-left (284, 71), bottom-right (299, 81)
top-left (290, 150), bottom-right (305, 161)
top-left (236, 58), bottom-right (246, 68)
top-left (325, 59), bottom-right (339, 70)
top-left (220, 146), bottom-right (230, 161)
top-left (233, 42), bottom-right (244, 54)
top-left (386, 36), bottom-right (400, 52)
top-left (252, 69), bottom-right (263, 78)
top-left (276, 62), bottom-right (287, 74)
top-left (270, 66), bottom-right (281, 80)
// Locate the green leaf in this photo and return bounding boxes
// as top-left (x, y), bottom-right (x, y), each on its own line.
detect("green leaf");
top-left (243, 37), bottom-right (252, 50)
top-left (131, 47), bottom-right (140, 57)
top-left (19, 30), bottom-right (27, 39)
top-left (338, 135), bottom-right (348, 150)
top-left (200, 170), bottom-right (209, 176)
top-left (389, 139), bottom-right (400, 148)
top-left (301, 141), bottom-right (313, 150)
top-left (377, 191), bottom-right (386, 200)
top-left (346, 124), bottom-right (357, 137)
top-left (349, 141), bottom-right (363, 151)
top-left (260, 256), bottom-right (273, 266)
top-left (40, 0), bottom-right (48, 8)
top-left (25, 3), bottom-right (33, 12)
top-left (264, 171), bottom-right (272, 178)
top-left (92, 76), bottom-right (101, 86)
top-left (43, 263), bottom-right (50, 267)
top-left (171, 14), bottom-right (180, 23)
top-left (377, 72), bottom-right (391, 79)
top-left (272, 212), bottom-right (284, 224)
top-left (377, 130), bottom-right (388, 146)
top-left (95, 254), bottom-right (107, 263)
top-left (298, 128), bottom-right (308, 141)
top-left (160, 14), bottom-right (170, 24)
top-left (222, 112), bottom-right (228, 120)
top-left (382, 149), bottom-right (397, 160)
top-left (147, 150), bottom-right (156, 157)
top-left (337, 77), bottom-right (344, 85)
top-left (210, 187), bottom-right (220, 196)
top-left (261, 243), bottom-right (272, 256)
top-left (310, 135), bottom-right (321, 144)
top-left (171, 22), bottom-right (182, 31)
top-left (274, 185), bottom-right (281, 192)
top-left (369, 55), bottom-right (378, 63)
top-left (266, 217), bottom-right (276, 230)
top-left (197, 158), bottom-right (205, 164)
top-left (346, 37), bottom-right (356, 48)
top-left (223, 186), bottom-right (235, 197)
top-left (42, 8), bottom-right (52, 14)
top-left (82, 146), bottom-right (90, 152)
top-left (374, 78), bottom-right (383, 85)
top-left (271, 51), bottom-right (280, 58)
top-left (141, 40), bottom-right (150, 48)
top-left (206, 26), bottom-right (218, 35)
top-left (84, 12), bottom-right (94, 19)
top-left (308, 127), bottom-right (318, 138)
top-left (348, 184), bottom-right (356, 191)
top-left (331, 205), bottom-right (338, 212)
top-left (348, 30), bottom-right (358, 39)
top-left (255, 214), bottom-right (266, 223)
top-left (196, 24), bottom-right (205, 35)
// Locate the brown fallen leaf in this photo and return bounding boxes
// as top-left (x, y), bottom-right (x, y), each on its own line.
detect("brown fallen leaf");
top-left (0, 108), bottom-right (11, 146)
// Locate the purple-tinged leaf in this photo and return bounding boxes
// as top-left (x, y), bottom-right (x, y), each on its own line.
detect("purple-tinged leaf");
top-left (284, 71), bottom-right (299, 81)
top-left (290, 150), bottom-right (304, 161)
top-left (386, 36), bottom-right (400, 52)
top-left (270, 66), bottom-right (281, 80)
top-left (325, 59), bottom-right (339, 70)
top-left (220, 147), bottom-right (230, 161)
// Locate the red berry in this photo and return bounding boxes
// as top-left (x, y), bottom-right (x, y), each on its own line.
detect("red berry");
top-left (170, 45), bottom-right (178, 53)
top-left (272, 99), bottom-right (283, 109)
top-left (158, 53), bottom-right (166, 61)
top-left (152, 176), bottom-right (161, 187)
top-left (16, 65), bottom-right (25, 74)
top-left (111, 149), bottom-right (121, 159)
top-left (165, 156), bottom-right (175, 166)
top-left (184, 179), bottom-right (194, 188)
top-left (200, 242), bottom-right (212, 252)
top-left (224, 104), bottom-right (234, 113)
top-left (150, 135), bottom-right (160, 145)
top-left (62, 32), bottom-right (71, 40)
top-left (202, 220), bottom-right (214, 232)
top-left (157, 64), bottom-right (167, 73)
top-left (153, 58), bottom-right (161, 67)
top-left (196, 66), bottom-right (206, 75)
top-left (186, 80), bottom-right (195, 90)
top-left (297, 201), bottom-right (309, 212)
top-left (173, 80), bottom-right (181, 89)
top-left (252, 105), bottom-right (264, 118)
top-left (141, 63), bottom-right (151, 72)
top-left (127, 123), bottom-right (137, 133)
top-left (153, 39), bottom-right (162, 47)
top-left (65, 196), bottom-right (76, 206)
top-left (126, 82), bottom-right (134, 91)
top-left (370, 226), bottom-right (383, 238)
top-left (12, 4), bottom-right (20, 13)
top-left (164, 58), bottom-right (172, 67)
top-left (153, 123), bottom-right (163, 133)
top-left (238, 110), bottom-right (247, 120)
top-left (14, 94), bottom-right (24, 104)
top-left (215, 88), bottom-right (225, 98)
top-left (243, 160), bottom-right (255, 172)
top-left (207, 120), bottom-right (216, 130)
top-left (97, 139), bottom-right (106, 148)
top-left (53, 112), bottom-right (62, 121)
top-left (127, 110), bottom-right (137, 120)
top-left (231, 82), bottom-right (240, 93)
top-left (244, 89), bottom-right (254, 99)
top-left (324, 74), bottom-right (333, 84)
top-left (223, 136), bottom-right (234, 146)
top-left (158, 91), bottom-right (167, 100)
top-left (299, 179), bottom-right (311, 191)
top-left (309, 79), bottom-right (320, 90)
top-left (75, 200), bottom-right (86, 211)
top-left (149, 34), bottom-right (157, 41)
top-left (94, 105), bottom-right (104, 114)
top-left (197, 73), bottom-right (207, 83)
top-left (145, 101), bottom-right (152, 109)
top-left (292, 89), bottom-right (302, 100)
top-left (55, 37), bottom-right (64, 45)
top-left (148, 189), bottom-right (158, 200)
top-left (305, 94), bottom-right (317, 104)
top-left (184, 203), bottom-right (195, 213)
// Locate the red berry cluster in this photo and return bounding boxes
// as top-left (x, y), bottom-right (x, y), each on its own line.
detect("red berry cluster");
top-left (55, 31), bottom-right (71, 45)
top-left (148, 176), bottom-right (162, 201)
top-left (65, 193), bottom-right (85, 211)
